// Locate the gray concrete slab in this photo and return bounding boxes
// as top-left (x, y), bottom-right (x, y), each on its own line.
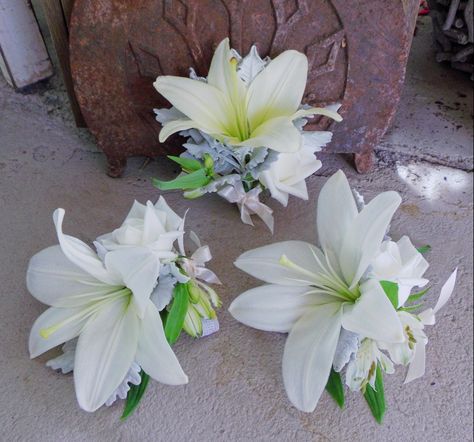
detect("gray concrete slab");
top-left (378, 17), bottom-right (473, 171)
top-left (0, 15), bottom-right (473, 442)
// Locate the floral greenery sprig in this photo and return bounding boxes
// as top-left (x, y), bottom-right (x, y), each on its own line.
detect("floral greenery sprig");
top-left (27, 197), bottom-right (221, 417)
top-left (152, 38), bottom-right (342, 232)
top-left (229, 170), bottom-right (457, 423)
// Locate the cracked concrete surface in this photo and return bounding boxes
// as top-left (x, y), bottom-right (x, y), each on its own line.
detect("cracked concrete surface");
top-left (0, 16), bottom-right (472, 442)
top-left (378, 18), bottom-right (473, 171)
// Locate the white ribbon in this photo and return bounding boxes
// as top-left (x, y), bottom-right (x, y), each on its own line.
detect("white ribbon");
top-left (190, 245), bottom-right (221, 284)
top-left (179, 243), bottom-right (221, 285)
top-left (218, 181), bottom-right (274, 233)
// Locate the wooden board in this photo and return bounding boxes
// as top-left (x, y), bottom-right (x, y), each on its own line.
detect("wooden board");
top-left (60, 0), bottom-right (74, 24)
top-left (41, 0), bottom-right (85, 126)
top-left (0, 0), bottom-right (53, 88)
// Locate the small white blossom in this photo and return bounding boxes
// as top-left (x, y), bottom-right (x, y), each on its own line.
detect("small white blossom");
top-left (345, 339), bottom-right (394, 392)
top-left (371, 237), bottom-right (429, 306)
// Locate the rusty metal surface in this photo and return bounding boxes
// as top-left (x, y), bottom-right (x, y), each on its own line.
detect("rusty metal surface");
top-left (69, 0), bottom-right (418, 176)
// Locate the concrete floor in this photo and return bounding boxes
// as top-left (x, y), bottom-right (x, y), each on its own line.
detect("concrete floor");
top-left (0, 16), bottom-right (472, 442)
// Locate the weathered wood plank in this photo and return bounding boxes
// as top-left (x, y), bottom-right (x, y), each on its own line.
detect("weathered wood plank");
top-left (41, 0), bottom-right (85, 126)
top-left (60, 0), bottom-right (74, 26)
top-left (0, 0), bottom-right (53, 88)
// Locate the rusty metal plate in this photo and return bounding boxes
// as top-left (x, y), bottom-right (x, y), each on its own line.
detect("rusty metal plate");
top-left (70, 0), bottom-right (418, 176)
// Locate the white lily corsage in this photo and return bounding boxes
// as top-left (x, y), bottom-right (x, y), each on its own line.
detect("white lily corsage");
top-left (229, 170), bottom-right (457, 423)
top-left (27, 197), bottom-right (221, 417)
top-left (152, 38), bottom-right (342, 232)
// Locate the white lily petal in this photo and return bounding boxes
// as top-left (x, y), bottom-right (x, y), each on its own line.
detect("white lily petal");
top-left (142, 201), bottom-right (166, 244)
top-left (434, 268), bottom-right (457, 313)
top-left (155, 196), bottom-right (183, 231)
top-left (125, 200), bottom-right (147, 220)
top-left (29, 306), bottom-right (88, 358)
top-left (418, 308), bottom-right (436, 325)
top-left (74, 296), bottom-right (139, 412)
top-left (229, 284), bottom-right (333, 333)
top-left (279, 152), bottom-right (321, 186)
top-left (274, 179), bottom-right (309, 201)
top-left (404, 341), bottom-right (426, 383)
top-left (282, 303), bottom-right (342, 412)
top-left (371, 236), bottom-right (430, 307)
top-left (259, 170), bottom-right (290, 207)
top-left (101, 224), bottom-right (140, 250)
top-left (105, 248), bottom-right (160, 319)
top-left (340, 191), bottom-right (402, 288)
top-left (53, 209), bottom-right (119, 285)
top-left (317, 170), bottom-right (358, 256)
top-left (207, 38), bottom-right (247, 104)
top-left (154, 76), bottom-right (232, 136)
top-left (136, 302), bottom-right (188, 385)
top-left (27, 245), bottom-right (115, 308)
top-left (398, 284), bottom-right (417, 308)
top-left (397, 236), bottom-right (430, 278)
top-left (342, 279), bottom-right (404, 343)
top-left (247, 50), bottom-right (308, 131)
top-left (158, 119), bottom-right (206, 142)
top-left (207, 38), bottom-right (231, 90)
top-left (259, 145), bottom-right (320, 205)
top-left (234, 241), bottom-right (324, 286)
top-left (378, 338), bottom-right (414, 366)
top-left (241, 116), bottom-right (302, 153)
top-left (150, 231), bottom-right (183, 256)
top-left (345, 338), bottom-right (391, 392)
top-left (372, 240), bottom-right (402, 278)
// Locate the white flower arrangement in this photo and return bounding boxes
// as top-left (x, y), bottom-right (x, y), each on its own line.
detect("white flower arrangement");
top-left (25, 33), bottom-right (460, 425)
top-left (229, 170), bottom-right (457, 423)
top-left (27, 197), bottom-right (221, 417)
top-left (152, 39), bottom-right (342, 232)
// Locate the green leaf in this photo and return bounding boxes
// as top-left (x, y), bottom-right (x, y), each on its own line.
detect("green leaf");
top-left (417, 245), bottom-right (431, 254)
top-left (325, 369), bottom-right (345, 408)
top-left (121, 371), bottom-right (150, 421)
top-left (165, 283), bottom-right (190, 345)
top-left (167, 155), bottom-right (202, 172)
top-left (406, 287), bottom-right (430, 304)
top-left (380, 281), bottom-right (399, 310)
top-left (399, 303), bottom-right (423, 312)
top-left (152, 169), bottom-right (211, 191)
top-left (364, 364), bottom-right (386, 424)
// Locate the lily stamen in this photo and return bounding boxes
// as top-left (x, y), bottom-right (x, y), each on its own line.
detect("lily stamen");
top-left (40, 289), bottom-right (131, 339)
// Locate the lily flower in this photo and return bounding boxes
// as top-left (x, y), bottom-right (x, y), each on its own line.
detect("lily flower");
top-left (96, 197), bottom-right (183, 257)
top-left (378, 268), bottom-right (457, 383)
top-left (97, 197), bottom-right (187, 310)
top-left (370, 236), bottom-right (430, 307)
top-left (153, 38), bottom-right (341, 153)
top-left (258, 132), bottom-right (329, 206)
top-left (27, 209), bottom-right (188, 412)
top-left (345, 338), bottom-right (395, 392)
top-left (229, 170), bottom-right (405, 412)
